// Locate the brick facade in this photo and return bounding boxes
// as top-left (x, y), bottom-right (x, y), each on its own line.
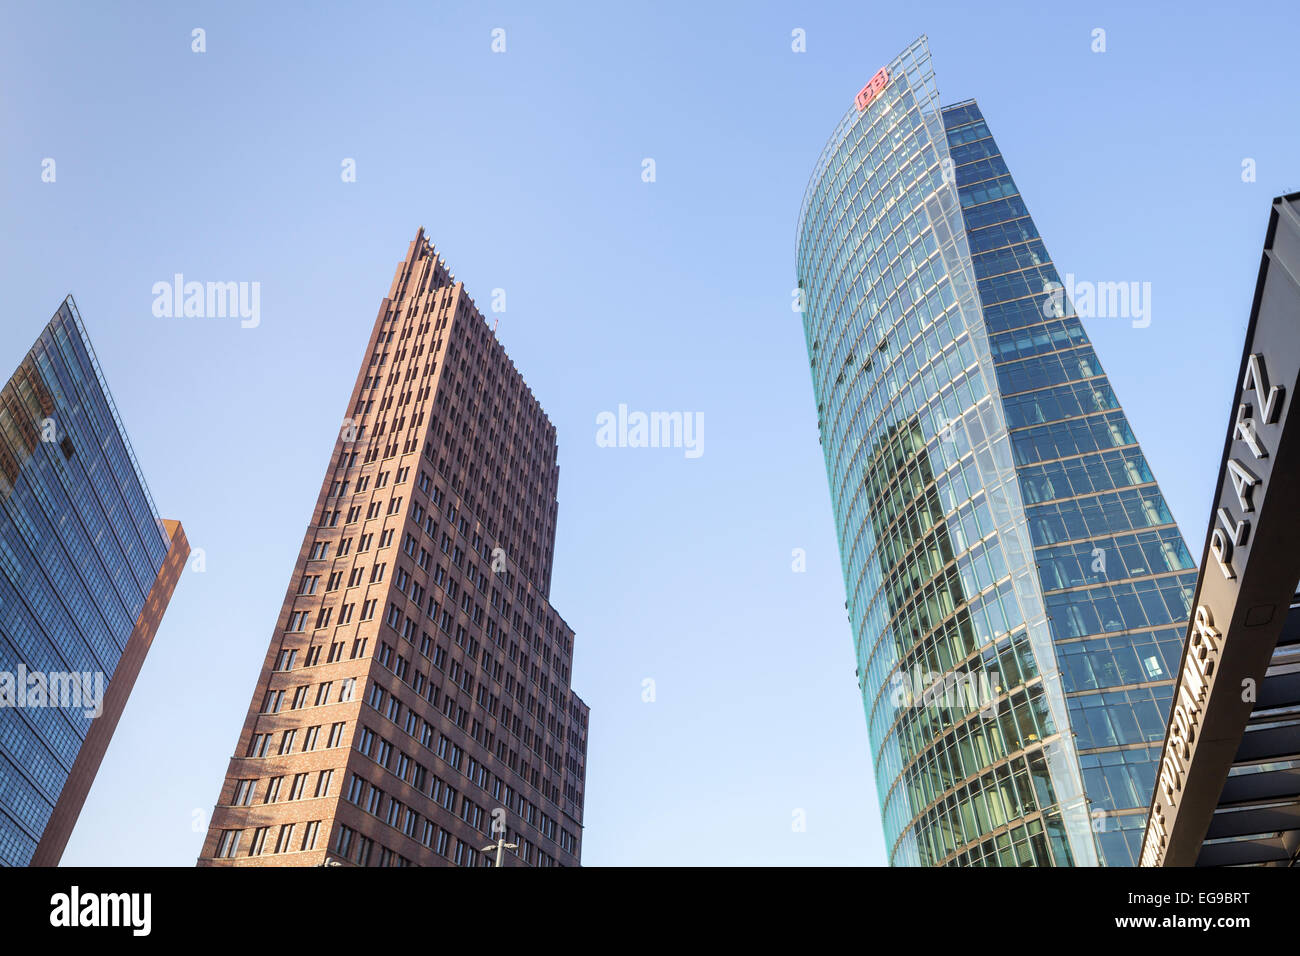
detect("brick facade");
top-left (197, 230), bottom-right (588, 867)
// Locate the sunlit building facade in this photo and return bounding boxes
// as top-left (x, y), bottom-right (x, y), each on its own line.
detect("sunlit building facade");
top-left (198, 230), bottom-right (588, 868)
top-left (796, 37), bottom-right (1196, 866)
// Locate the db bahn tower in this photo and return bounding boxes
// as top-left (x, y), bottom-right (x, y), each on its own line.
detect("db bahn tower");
top-left (797, 37), bottom-right (1196, 866)
top-left (199, 231), bottom-right (588, 867)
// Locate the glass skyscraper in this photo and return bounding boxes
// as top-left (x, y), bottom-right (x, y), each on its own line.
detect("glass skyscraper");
top-left (796, 37), bottom-right (1196, 866)
top-left (0, 297), bottom-right (187, 866)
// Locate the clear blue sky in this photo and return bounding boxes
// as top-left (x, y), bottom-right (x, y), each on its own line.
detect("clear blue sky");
top-left (2, 1), bottom-right (1296, 866)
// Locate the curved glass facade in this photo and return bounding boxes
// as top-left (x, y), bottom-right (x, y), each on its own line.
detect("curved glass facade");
top-left (797, 37), bottom-right (1194, 866)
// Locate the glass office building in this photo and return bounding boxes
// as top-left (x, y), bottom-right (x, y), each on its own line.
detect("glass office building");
top-left (796, 37), bottom-right (1196, 866)
top-left (0, 296), bottom-right (187, 866)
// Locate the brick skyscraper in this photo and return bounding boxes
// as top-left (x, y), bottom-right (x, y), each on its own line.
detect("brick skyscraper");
top-left (198, 230), bottom-right (588, 867)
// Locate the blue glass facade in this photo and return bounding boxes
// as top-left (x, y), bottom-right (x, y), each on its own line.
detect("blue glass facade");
top-left (797, 37), bottom-right (1194, 866)
top-left (942, 100), bottom-right (1196, 865)
top-left (0, 297), bottom-right (171, 866)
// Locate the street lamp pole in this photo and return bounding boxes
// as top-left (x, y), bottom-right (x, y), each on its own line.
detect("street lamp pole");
top-left (480, 834), bottom-right (518, 867)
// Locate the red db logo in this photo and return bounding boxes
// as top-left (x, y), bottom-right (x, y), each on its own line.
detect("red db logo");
top-left (855, 68), bottom-right (889, 111)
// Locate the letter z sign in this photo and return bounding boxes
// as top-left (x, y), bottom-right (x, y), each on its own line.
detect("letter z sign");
top-left (856, 68), bottom-right (889, 111)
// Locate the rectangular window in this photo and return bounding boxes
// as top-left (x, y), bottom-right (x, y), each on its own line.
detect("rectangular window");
top-left (301, 821), bottom-right (320, 852)
top-left (274, 823), bottom-right (295, 854)
top-left (248, 826), bottom-right (269, 856)
top-left (216, 829), bottom-right (242, 859)
top-left (335, 824), bottom-right (354, 858)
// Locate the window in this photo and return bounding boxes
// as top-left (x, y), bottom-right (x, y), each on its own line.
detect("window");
top-left (355, 725), bottom-right (375, 756)
top-left (335, 825), bottom-right (355, 858)
top-left (216, 829), bottom-right (242, 859)
top-left (248, 826), bottom-right (269, 856)
top-left (274, 824), bottom-right (295, 854)
top-left (354, 836), bottom-right (373, 866)
top-left (301, 821), bottom-right (321, 852)
top-left (346, 773), bottom-right (366, 804)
